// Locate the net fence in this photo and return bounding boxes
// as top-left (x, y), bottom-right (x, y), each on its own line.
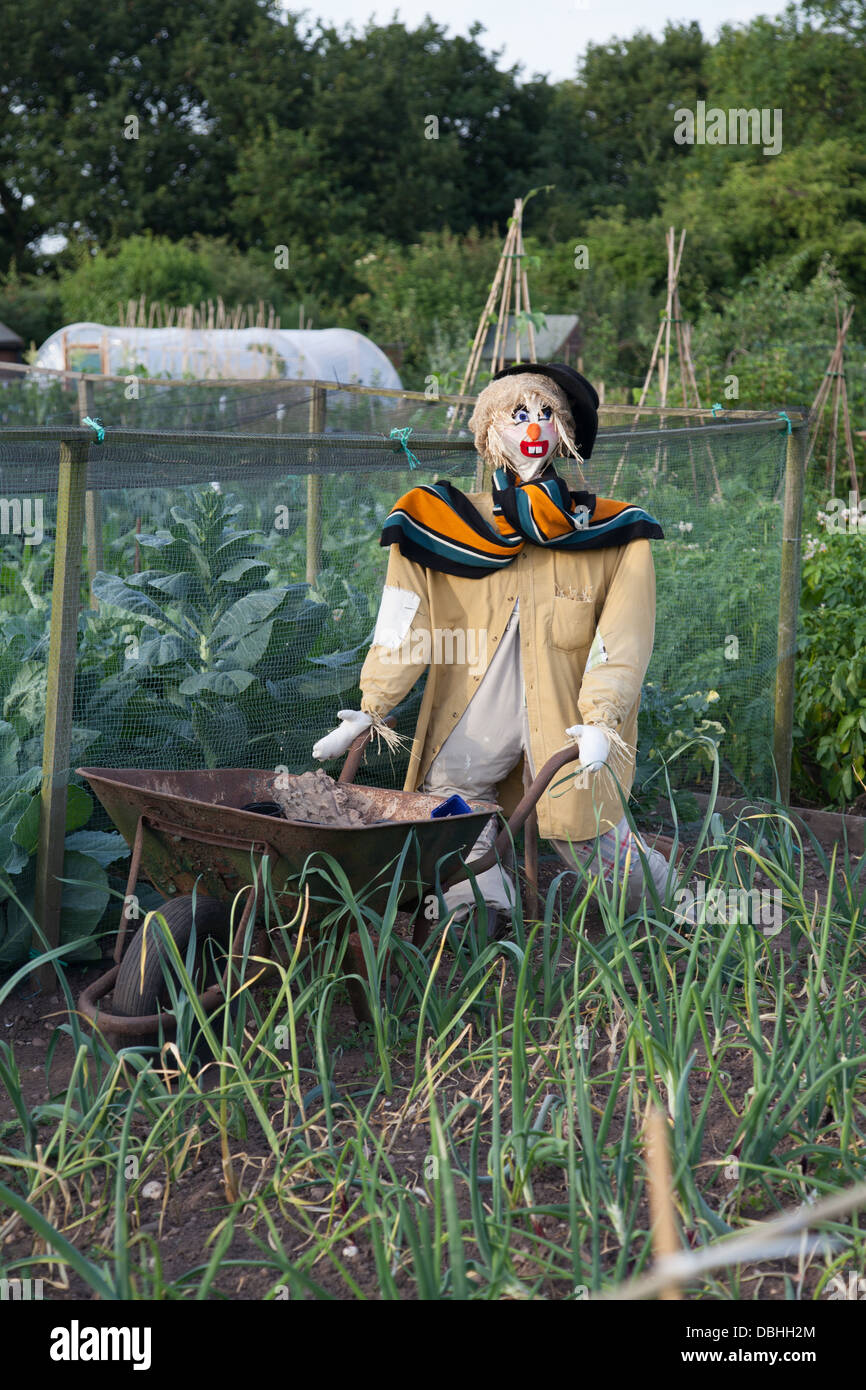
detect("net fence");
top-left (0, 380), bottom-right (792, 836)
top-left (0, 363), bottom-right (808, 439)
top-left (0, 370), bottom-right (458, 436)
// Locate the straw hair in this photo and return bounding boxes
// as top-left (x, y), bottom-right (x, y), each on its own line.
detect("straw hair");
top-left (368, 709), bottom-right (412, 756)
top-left (469, 374), bottom-right (587, 484)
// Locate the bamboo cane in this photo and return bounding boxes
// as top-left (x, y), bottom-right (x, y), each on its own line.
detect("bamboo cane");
top-left (660, 228), bottom-right (675, 409)
top-left (519, 215), bottom-right (537, 364)
top-left (610, 314), bottom-right (667, 488)
top-left (512, 199), bottom-right (525, 365)
top-left (677, 288), bottom-right (723, 498)
top-left (828, 369), bottom-right (842, 494)
top-left (450, 216), bottom-right (515, 432)
top-left (468, 221), bottom-right (514, 387)
top-left (840, 373), bottom-right (860, 498)
top-left (607, 1175), bottom-right (866, 1301)
top-left (806, 306), bottom-right (854, 471)
top-left (652, 229), bottom-right (675, 483)
top-left (491, 217), bottom-right (518, 376)
top-left (646, 1107), bottom-right (681, 1301)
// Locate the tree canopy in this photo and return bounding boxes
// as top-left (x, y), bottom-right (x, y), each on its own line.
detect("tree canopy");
top-left (1, 0), bottom-right (863, 392)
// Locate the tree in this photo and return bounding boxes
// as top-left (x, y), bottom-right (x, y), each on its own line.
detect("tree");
top-left (230, 20), bottom-right (547, 261)
top-left (346, 227), bottom-right (501, 382)
top-left (571, 24), bottom-right (710, 219)
top-left (664, 138), bottom-right (866, 305)
top-left (0, 0), bottom-right (308, 273)
top-left (696, 10), bottom-right (866, 163)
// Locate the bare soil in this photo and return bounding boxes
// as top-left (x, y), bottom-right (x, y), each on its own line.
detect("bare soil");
top-left (270, 769), bottom-right (389, 826)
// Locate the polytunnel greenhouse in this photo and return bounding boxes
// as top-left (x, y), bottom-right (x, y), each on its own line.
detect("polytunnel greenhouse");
top-left (32, 323), bottom-right (403, 389)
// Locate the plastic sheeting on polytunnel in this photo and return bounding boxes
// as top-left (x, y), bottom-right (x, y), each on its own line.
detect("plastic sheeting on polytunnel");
top-left (33, 323), bottom-right (403, 390)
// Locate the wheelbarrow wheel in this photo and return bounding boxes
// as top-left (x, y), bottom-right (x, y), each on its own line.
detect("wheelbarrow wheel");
top-left (114, 894), bottom-right (232, 1018)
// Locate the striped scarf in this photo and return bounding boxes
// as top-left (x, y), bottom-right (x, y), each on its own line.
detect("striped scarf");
top-left (379, 467), bottom-right (664, 577)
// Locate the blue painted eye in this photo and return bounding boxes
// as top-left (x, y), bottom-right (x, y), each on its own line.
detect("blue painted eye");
top-left (512, 406), bottom-right (530, 423)
top-left (539, 406), bottom-right (552, 420)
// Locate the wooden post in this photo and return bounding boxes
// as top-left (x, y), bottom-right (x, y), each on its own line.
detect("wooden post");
top-left (78, 379), bottom-right (103, 609)
top-left (773, 422), bottom-right (806, 806)
top-left (646, 1106), bottom-right (681, 1300)
top-left (32, 436), bottom-right (90, 990)
top-left (306, 385), bottom-right (326, 586)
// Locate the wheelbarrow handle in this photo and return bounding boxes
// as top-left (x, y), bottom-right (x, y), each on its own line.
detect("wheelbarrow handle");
top-left (443, 742), bottom-right (585, 887)
top-left (338, 716), bottom-right (397, 784)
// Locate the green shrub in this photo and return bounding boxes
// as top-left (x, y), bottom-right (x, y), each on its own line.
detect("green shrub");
top-left (0, 264), bottom-right (64, 356)
top-left (793, 515), bottom-right (866, 803)
top-left (0, 574), bottom-right (128, 967)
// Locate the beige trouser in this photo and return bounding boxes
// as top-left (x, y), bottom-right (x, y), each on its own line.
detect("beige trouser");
top-left (550, 821), bottom-right (673, 914)
top-left (420, 604), bottom-right (673, 919)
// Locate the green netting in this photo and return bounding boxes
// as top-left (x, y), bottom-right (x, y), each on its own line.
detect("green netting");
top-left (0, 372), bottom-right (461, 435)
top-left (0, 367), bottom-right (789, 437)
top-left (0, 391), bottom-right (792, 832)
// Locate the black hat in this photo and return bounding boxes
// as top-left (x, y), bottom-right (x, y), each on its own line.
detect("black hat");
top-left (491, 361), bottom-right (600, 459)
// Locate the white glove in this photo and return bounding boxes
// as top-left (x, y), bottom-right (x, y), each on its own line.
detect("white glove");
top-left (565, 722), bottom-right (610, 771)
top-left (312, 710), bottom-right (372, 761)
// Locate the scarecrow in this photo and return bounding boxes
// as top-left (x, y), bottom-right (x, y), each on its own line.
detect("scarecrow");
top-left (313, 362), bottom-right (673, 930)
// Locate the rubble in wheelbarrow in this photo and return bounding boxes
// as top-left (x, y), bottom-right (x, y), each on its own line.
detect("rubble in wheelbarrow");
top-left (270, 769), bottom-right (393, 827)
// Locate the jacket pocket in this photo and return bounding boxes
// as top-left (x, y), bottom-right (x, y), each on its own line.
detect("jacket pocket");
top-left (548, 596), bottom-right (596, 653)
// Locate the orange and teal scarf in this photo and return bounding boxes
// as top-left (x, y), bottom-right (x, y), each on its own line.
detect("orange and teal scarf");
top-left (380, 466), bottom-right (664, 577)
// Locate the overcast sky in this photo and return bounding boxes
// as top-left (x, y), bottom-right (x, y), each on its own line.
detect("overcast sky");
top-left (284, 0), bottom-right (795, 81)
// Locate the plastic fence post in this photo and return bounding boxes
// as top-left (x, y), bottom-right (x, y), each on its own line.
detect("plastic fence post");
top-left (78, 378), bottom-right (103, 609)
top-left (306, 384), bottom-right (326, 586)
top-left (773, 420), bottom-right (806, 806)
top-left (33, 434), bottom-right (90, 989)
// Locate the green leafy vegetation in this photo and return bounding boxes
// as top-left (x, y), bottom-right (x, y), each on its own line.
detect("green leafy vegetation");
top-left (1, 767), bottom-right (864, 1299)
top-left (795, 519), bottom-right (866, 802)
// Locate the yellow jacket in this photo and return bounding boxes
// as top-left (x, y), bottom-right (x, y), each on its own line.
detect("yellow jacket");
top-left (359, 489), bottom-right (656, 839)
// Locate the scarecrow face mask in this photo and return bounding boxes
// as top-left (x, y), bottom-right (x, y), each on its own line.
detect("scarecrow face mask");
top-left (494, 392), bottom-right (560, 482)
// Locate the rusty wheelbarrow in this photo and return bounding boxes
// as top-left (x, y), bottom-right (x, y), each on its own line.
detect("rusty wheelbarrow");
top-left (75, 732), bottom-right (585, 1037)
